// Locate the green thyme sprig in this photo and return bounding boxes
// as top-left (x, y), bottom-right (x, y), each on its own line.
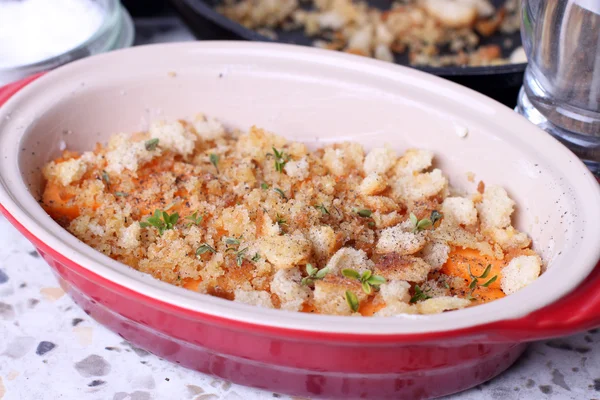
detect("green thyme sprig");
top-left (273, 188), bottom-right (287, 200)
top-left (269, 146), bottom-right (290, 173)
top-left (409, 210), bottom-right (443, 233)
top-left (224, 236), bottom-right (241, 246)
top-left (222, 236), bottom-right (248, 266)
top-left (301, 264), bottom-right (329, 286)
top-left (342, 268), bottom-right (386, 295)
top-left (314, 204), bottom-right (329, 215)
top-left (196, 243), bottom-right (216, 256)
top-left (140, 210), bottom-right (179, 235)
top-left (409, 212), bottom-right (432, 233)
top-left (409, 285), bottom-right (431, 303)
top-left (235, 248), bottom-right (248, 266)
top-left (209, 153), bottom-right (219, 173)
top-left (466, 264), bottom-right (498, 300)
top-left (275, 214), bottom-right (287, 227)
top-left (185, 211), bottom-right (203, 227)
top-left (101, 170), bottom-right (110, 188)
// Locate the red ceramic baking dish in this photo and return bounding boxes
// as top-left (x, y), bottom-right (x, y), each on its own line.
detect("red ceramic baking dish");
top-left (0, 42), bottom-right (599, 400)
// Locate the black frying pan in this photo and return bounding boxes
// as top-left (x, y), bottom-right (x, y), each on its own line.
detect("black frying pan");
top-left (170, 0), bottom-right (526, 107)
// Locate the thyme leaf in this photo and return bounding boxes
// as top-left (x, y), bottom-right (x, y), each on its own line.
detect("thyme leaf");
top-left (466, 264), bottom-right (498, 298)
top-left (145, 138), bottom-right (159, 151)
top-left (196, 243), bottom-right (216, 255)
top-left (185, 211), bottom-right (203, 227)
top-left (345, 291), bottom-right (359, 312)
top-left (271, 146), bottom-right (289, 173)
top-left (140, 210), bottom-right (179, 235)
top-left (409, 285), bottom-right (431, 303)
top-left (353, 208), bottom-right (372, 218)
top-left (209, 153), bottom-right (219, 173)
top-left (273, 188), bottom-right (287, 200)
top-left (342, 268), bottom-right (386, 294)
top-left (301, 264), bottom-right (329, 286)
top-left (410, 212), bottom-right (432, 233)
top-left (314, 204), bottom-right (330, 215)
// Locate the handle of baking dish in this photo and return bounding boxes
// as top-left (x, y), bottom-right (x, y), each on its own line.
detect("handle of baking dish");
top-left (495, 178), bottom-right (600, 340)
top-left (483, 259), bottom-right (600, 342)
top-left (0, 73), bottom-right (44, 107)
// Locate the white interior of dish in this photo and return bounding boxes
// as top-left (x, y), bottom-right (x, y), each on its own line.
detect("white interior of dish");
top-left (1, 42), bottom-right (599, 334)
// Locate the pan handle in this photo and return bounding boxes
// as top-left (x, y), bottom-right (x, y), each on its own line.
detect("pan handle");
top-left (486, 259), bottom-right (600, 341)
top-left (0, 73), bottom-right (44, 105)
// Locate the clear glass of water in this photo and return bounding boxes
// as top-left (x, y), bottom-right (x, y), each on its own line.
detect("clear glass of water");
top-left (516, 0), bottom-right (600, 176)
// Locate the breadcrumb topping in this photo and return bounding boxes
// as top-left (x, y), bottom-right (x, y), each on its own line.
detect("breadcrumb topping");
top-left (41, 113), bottom-right (542, 317)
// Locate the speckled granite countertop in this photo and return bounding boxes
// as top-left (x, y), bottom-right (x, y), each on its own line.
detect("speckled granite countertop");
top-left (1, 11), bottom-right (600, 400)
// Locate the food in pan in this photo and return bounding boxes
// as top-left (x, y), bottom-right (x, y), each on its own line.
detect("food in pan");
top-left (218, 0), bottom-right (523, 67)
top-left (41, 114), bottom-right (542, 316)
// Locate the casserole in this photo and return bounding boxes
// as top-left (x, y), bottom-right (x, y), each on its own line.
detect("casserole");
top-left (0, 42), bottom-right (599, 399)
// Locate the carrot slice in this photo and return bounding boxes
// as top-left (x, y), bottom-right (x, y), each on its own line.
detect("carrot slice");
top-left (359, 297), bottom-right (386, 316)
top-left (441, 247), bottom-right (503, 290)
top-left (42, 182), bottom-right (80, 221)
top-left (183, 278), bottom-right (201, 291)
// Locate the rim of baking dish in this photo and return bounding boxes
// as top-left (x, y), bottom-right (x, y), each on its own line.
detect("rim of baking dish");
top-left (0, 42), bottom-right (599, 335)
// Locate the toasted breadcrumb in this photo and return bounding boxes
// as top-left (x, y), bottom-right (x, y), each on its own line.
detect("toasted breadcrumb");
top-left (152, 121), bottom-right (198, 156)
top-left (234, 289), bottom-right (275, 308)
top-left (500, 255), bottom-right (541, 295)
top-left (43, 157), bottom-right (88, 186)
top-left (376, 223), bottom-right (427, 255)
top-left (359, 173), bottom-right (387, 195)
top-left (364, 146), bottom-right (397, 175)
top-left (442, 197), bottom-right (478, 226)
top-left (417, 296), bottom-right (471, 314)
top-left (259, 233), bottom-right (312, 269)
top-left (270, 267), bottom-right (312, 311)
top-left (477, 185), bottom-right (515, 230)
